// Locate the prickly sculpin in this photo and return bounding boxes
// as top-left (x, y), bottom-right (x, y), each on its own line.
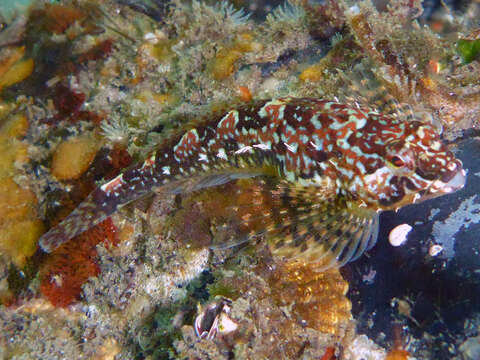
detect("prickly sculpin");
top-left (38, 98), bottom-right (466, 269)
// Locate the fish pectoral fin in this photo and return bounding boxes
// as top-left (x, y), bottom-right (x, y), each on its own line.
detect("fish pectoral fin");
top-left (164, 167), bottom-right (379, 270)
top-left (187, 178), bottom-right (379, 270)
top-left (264, 194), bottom-right (379, 271)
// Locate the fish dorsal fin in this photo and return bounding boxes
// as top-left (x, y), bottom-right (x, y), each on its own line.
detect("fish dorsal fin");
top-left (340, 62), bottom-right (415, 121)
top-left (178, 177), bottom-right (378, 270)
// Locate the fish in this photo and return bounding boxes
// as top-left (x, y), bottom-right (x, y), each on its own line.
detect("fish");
top-left (38, 97), bottom-right (466, 269)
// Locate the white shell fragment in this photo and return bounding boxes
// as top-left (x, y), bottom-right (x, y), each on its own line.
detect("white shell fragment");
top-left (388, 224), bottom-right (413, 247)
top-left (217, 312), bottom-right (238, 335)
top-left (429, 244), bottom-right (443, 257)
top-left (194, 298), bottom-right (237, 340)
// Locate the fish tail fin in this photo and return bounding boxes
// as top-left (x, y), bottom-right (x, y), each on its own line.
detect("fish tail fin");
top-left (38, 154), bottom-right (165, 253)
top-left (38, 187), bottom-right (120, 253)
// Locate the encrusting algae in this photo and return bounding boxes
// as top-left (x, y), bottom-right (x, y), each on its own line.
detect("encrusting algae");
top-left (0, 110), bottom-right (43, 269)
top-left (39, 217), bottom-right (118, 307)
top-left (0, 46), bottom-right (34, 91)
top-left (0, 0), bottom-right (479, 358)
top-left (50, 132), bottom-right (102, 181)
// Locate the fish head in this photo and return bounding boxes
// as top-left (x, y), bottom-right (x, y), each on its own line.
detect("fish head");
top-left (359, 122), bottom-right (465, 210)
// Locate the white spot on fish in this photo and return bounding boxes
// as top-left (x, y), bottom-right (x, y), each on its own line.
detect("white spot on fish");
top-left (431, 141), bottom-right (442, 151)
top-left (253, 143), bottom-right (271, 150)
top-left (447, 162), bottom-right (457, 171)
top-left (417, 126), bottom-right (425, 139)
top-left (310, 113), bottom-right (322, 129)
top-left (101, 174), bottom-right (124, 193)
top-left (284, 142), bottom-right (297, 153)
top-left (235, 146), bottom-right (253, 154)
top-left (218, 110), bottom-right (239, 130)
top-left (217, 148), bottom-right (228, 160)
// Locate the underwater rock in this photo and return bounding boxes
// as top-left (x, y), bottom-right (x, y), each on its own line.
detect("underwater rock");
top-left (209, 33), bottom-right (262, 80)
top-left (0, 299), bottom-right (85, 359)
top-left (0, 0), bottom-right (479, 358)
top-left (346, 137), bottom-right (480, 358)
top-left (343, 334), bottom-right (387, 360)
top-left (459, 335), bottom-right (480, 360)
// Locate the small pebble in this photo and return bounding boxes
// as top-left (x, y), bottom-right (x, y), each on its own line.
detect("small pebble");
top-left (459, 335), bottom-right (480, 360)
top-left (429, 244), bottom-right (443, 256)
top-left (388, 224), bottom-right (412, 247)
top-left (143, 32), bottom-right (157, 43)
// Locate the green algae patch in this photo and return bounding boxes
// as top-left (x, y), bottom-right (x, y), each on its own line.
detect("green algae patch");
top-left (457, 39), bottom-right (480, 64)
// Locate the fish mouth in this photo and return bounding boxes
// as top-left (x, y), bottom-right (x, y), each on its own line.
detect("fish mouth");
top-left (427, 168), bottom-right (466, 196)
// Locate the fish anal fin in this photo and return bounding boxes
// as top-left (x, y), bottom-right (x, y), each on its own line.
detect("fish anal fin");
top-left (166, 177), bottom-right (272, 250)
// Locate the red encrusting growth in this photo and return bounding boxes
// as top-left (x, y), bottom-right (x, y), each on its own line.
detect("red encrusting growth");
top-left (37, 4), bottom-right (86, 34)
top-left (53, 84), bottom-right (86, 120)
top-left (385, 324), bottom-right (411, 360)
top-left (78, 39), bottom-right (114, 63)
top-left (86, 145), bottom-right (133, 182)
top-left (237, 86), bottom-right (253, 102)
top-left (108, 145), bottom-right (134, 175)
top-left (41, 84), bottom-right (106, 125)
top-left (45, 39), bottom-right (114, 125)
top-left (39, 218), bottom-right (118, 307)
top-left (320, 347), bottom-right (337, 360)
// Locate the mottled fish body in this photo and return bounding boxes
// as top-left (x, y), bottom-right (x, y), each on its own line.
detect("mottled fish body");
top-left (38, 97), bottom-right (465, 268)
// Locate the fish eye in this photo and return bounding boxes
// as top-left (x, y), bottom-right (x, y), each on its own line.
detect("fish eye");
top-left (389, 155), bottom-right (405, 167)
